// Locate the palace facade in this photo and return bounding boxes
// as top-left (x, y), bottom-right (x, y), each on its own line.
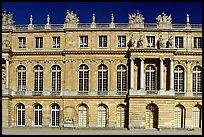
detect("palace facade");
top-left (2, 10), bottom-right (202, 130)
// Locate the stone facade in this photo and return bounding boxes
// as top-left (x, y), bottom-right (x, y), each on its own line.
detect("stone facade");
top-left (2, 10), bottom-right (202, 129)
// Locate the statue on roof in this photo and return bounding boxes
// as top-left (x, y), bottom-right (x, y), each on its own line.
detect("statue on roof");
top-left (129, 10), bottom-right (144, 24)
top-left (2, 9), bottom-right (15, 25)
top-left (65, 9), bottom-right (79, 23)
top-left (156, 11), bottom-right (171, 23)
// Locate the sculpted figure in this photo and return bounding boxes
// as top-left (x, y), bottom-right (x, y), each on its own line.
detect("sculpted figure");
top-left (137, 35), bottom-right (143, 48)
top-left (129, 10), bottom-right (144, 23)
top-left (65, 9), bottom-right (79, 23)
top-left (166, 35), bottom-right (173, 48)
top-left (156, 11), bottom-right (171, 23)
top-left (157, 35), bottom-right (163, 49)
top-left (92, 13), bottom-right (95, 23)
top-left (127, 34), bottom-right (135, 47)
top-left (2, 10), bottom-right (7, 25)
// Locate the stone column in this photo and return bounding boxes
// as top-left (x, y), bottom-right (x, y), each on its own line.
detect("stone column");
top-left (160, 58), bottom-right (164, 91)
top-left (170, 58), bottom-right (174, 91)
top-left (140, 58), bottom-right (145, 90)
top-left (130, 58), bottom-right (134, 90)
top-left (5, 59), bottom-right (10, 89)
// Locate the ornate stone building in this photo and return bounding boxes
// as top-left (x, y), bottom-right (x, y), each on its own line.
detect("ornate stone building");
top-left (2, 9), bottom-right (202, 130)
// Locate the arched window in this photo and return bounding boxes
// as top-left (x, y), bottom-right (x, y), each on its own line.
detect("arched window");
top-left (51, 65), bottom-right (61, 92)
top-left (146, 104), bottom-right (158, 129)
top-left (98, 65), bottom-right (108, 95)
top-left (79, 65), bottom-right (89, 94)
top-left (175, 105), bottom-right (185, 128)
top-left (34, 104), bottom-right (42, 127)
top-left (193, 105), bottom-right (202, 128)
top-left (192, 66), bottom-right (202, 94)
top-left (78, 104), bottom-right (88, 127)
top-left (34, 65), bottom-right (43, 92)
top-left (17, 66), bottom-right (26, 92)
top-left (116, 105), bottom-right (126, 128)
top-left (174, 66), bottom-right (184, 93)
top-left (51, 104), bottom-right (60, 127)
top-left (16, 103), bottom-right (25, 126)
top-left (98, 104), bottom-right (107, 127)
top-left (117, 65), bottom-right (127, 94)
top-left (146, 65), bottom-right (156, 93)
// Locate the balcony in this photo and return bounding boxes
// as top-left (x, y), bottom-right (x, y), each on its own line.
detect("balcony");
top-left (78, 91), bottom-right (89, 95)
top-left (175, 91), bottom-right (185, 97)
top-left (50, 91), bottom-right (61, 96)
top-left (97, 91), bottom-right (109, 96)
top-left (32, 91), bottom-right (43, 96)
top-left (15, 91), bottom-right (25, 96)
top-left (146, 90), bottom-right (159, 95)
top-left (193, 92), bottom-right (202, 97)
top-left (116, 91), bottom-right (128, 96)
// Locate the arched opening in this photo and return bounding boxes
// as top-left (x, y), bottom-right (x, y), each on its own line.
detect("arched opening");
top-left (146, 103), bottom-right (159, 129)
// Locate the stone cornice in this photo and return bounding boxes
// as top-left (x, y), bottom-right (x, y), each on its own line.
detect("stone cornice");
top-left (129, 48), bottom-right (177, 53)
top-left (174, 51), bottom-right (202, 56)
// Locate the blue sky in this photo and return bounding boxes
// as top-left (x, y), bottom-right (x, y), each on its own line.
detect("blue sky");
top-left (2, 2), bottom-right (202, 24)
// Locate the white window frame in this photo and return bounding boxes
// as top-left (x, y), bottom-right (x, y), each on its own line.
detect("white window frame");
top-left (116, 105), bottom-right (125, 128)
top-left (118, 36), bottom-right (126, 47)
top-left (98, 105), bottom-right (107, 127)
top-left (174, 66), bottom-right (184, 93)
top-left (79, 65), bottom-right (89, 92)
top-left (194, 37), bottom-right (202, 49)
top-left (80, 36), bottom-right (88, 47)
top-left (192, 66), bottom-right (202, 94)
top-left (34, 104), bottom-right (42, 127)
top-left (146, 65), bottom-right (156, 91)
top-left (117, 65), bottom-right (127, 92)
top-left (99, 36), bottom-right (107, 47)
top-left (18, 37), bottom-right (26, 48)
top-left (78, 105), bottom-right (88, 127)
top-left (175, 37), bottom-right (183, 48)
top-left (146, 36), bottom-right (155, 48)
top-left (17, 66), bottom-right (26, 91)
top-left (17, 104), bottom-right (25, 126)
top-left (34, 65), bottom-right (43, 92)
top-left (98, 65), bottom-right (108, 92)
top-left (52, 37), bottom-right (60, 48)
top-left (51, 104), bottom-right (60, 127)
top-left (35, 37), bottom-right (43, 48)
top-left (52, 65), bottom-right (61, 92)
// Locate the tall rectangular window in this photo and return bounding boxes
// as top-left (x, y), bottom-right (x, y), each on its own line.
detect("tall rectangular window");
top-left (175, 37), bottom-right (183, 48)
top-left (53, 37), bottom-right (60, 48)
top-left (35, 37), bottom-right (43, 48)
top-left (99, 36), bottom-right (107, 47)
top-left (18, 37), bottom-right (26, 48)
top-left (146, 36), bottom-right (155, 48)
top-left (80, 36), bottom-right (88, 47)
top-left (118, 36), bottom-right (126, 47)
top-left (194, 37), bottom-right (202, 49)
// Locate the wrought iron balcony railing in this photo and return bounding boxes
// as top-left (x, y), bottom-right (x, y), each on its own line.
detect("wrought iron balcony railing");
top-left (78, 91), bottom-right (89, 95)
top-left (116, 91), bottom-right (128, 95)
top-left (97, 90), bottom-right (109, 96)
top-left (50, 91), bottom-right (61, 96)
top-left (32, 91), bottom-right (43, 96)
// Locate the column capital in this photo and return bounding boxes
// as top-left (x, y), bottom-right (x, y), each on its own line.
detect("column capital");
top-left (159, 57), bottom-right (164, 61)
top-left (140, 57), bottom-right (145, 61)
top-left (170, 57), bottom-right (174, 62)
top-left (130, 57), bottom-right (135, 61)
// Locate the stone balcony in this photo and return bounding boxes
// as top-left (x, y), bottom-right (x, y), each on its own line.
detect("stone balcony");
top-left (8, 90), bottom-right (202, 97)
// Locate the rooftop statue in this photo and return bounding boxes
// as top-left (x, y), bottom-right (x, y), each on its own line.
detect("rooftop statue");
top-left (2, 9), bottom-right (15, 25)
top-left (129, 10), bottom-right (144, 24)
top-left (156, 11), bottom-right (172, 23)
top-left (64, 9), bottom-right (79, 23)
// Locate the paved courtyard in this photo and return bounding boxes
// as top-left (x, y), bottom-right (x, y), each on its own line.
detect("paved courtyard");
top-left (2, 127), bottom-right (202, 135)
